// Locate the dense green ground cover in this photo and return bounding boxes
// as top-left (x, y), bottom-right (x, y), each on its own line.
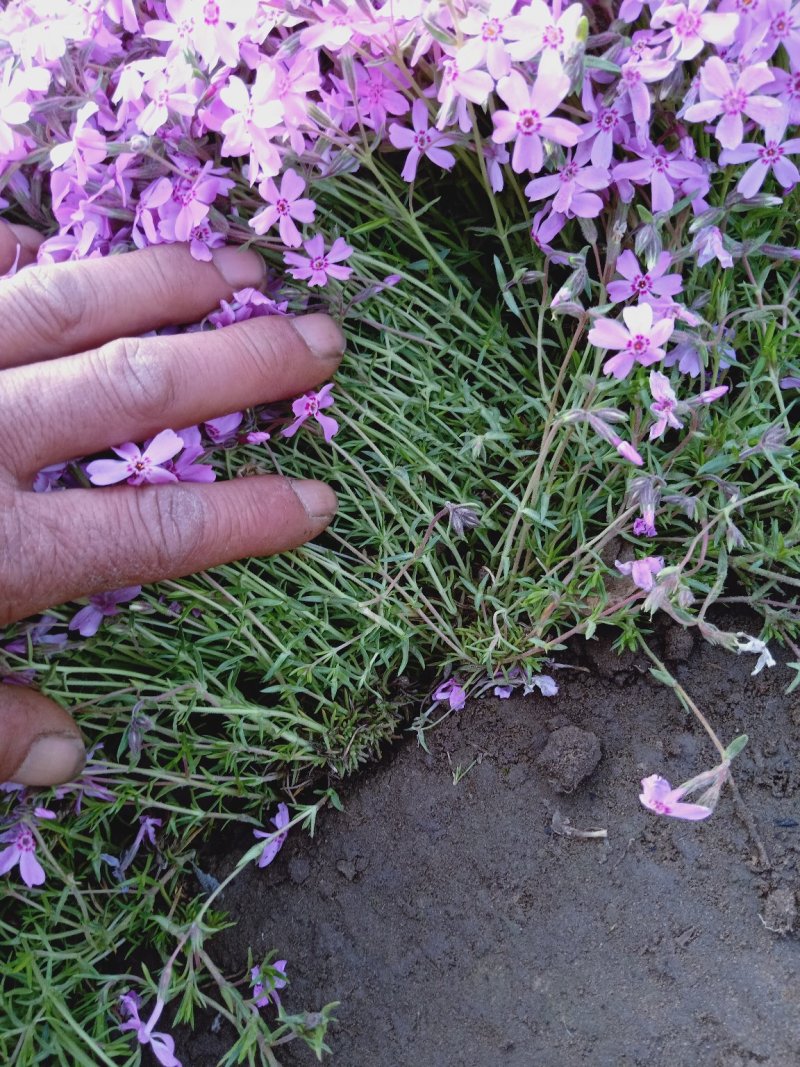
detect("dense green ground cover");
top-left (3, 160), bottom-right (800, 1063)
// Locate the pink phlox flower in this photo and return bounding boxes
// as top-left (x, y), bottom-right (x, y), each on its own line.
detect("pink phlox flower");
top-left (482, 140), bottom-right (511, 192)
top-left (589, 302), bottom-right (674, 378)
top-left (251, 169), bottom-right (316, 247)
top-left (336, 59), bottom-right (411, 132)
top-left (492, 68), bottom-right (581, 174)
top-left (251, 961), bottom-right (288, 1010)
top-left (617, 51), bottom-right (677, 137)
top-left (755, 0), bottom-right (800, 65)
top-left (436, 54), bottom-right (495, 130)
top-left (219, 67), bottom-right (285, 181)
top-left (254, 803), bottom-right (290, 868)
top-left (720, 114), bottom-right (800, 196)
top-left (767, 68), bottom-right (800, 125)
top-left (433, 677), bottom-right (467, 711)
top-left (457, 0), bottom-right (516, 81)
top-left (4, 615), bottom-right (66, 655)
top-left (652, 0), bottom-right (740, 59)
top-left (584, 411), bottom-right (645, 465)
top-left (165, 425), bottom-right (215, 483)
top-left (524, 143), bottom-right (610, 218)
top-left (578, 93), bottom-right (632, 169)
top-left (639, 758), bottom-right (731, 821)
top-left (86, 429), bottom-right (184, 486)
top-left (683, 58), bottom-right (781, 149)
top-left (209, 288), bottom-right (289, 328)
top-left (145, 0), bottom-right (240, 70)
top-left (531, 206), bottom-right (568, 260)
top-left (281, 382), bottom-right (339, 443)
top-left (119, 991), bottom-right (182, 1067)
top-left (49, 102), bottom-right (107, 186)
top-left (504, 0), bottom-right (586, 77)
top-left (607, 250), bottom-right (683, 303)
top-left (614, 555), bottom-right (665, 591)
top-left (284, 233), bottom-right (353, 287)
top-left (152, 160), bottom-right (234, 245)
top-left (0, 820), bottom-right (46, 888)
top-left (138, 61), bottom-right (200, 137)
top-left (299, 2), bottom-right (390, 51)
top-left (389, 98), bottom-right (457, 182)
top-left (494, 684), bottom-right (514, 698)
top-left (205, 412), bottom-right (243, 444)
top-left (0, 64), bottom-right (50, 155)
top-left (648, 371), bottom-right (684, 439)
top-left (692, 224), bottom-right (734, 267)
top-left (613, 143), bottom-right (705, 213)
top-left (68, 586), bottom-right (142, 638)
top-left (246, 431), bottom-right (271, 444)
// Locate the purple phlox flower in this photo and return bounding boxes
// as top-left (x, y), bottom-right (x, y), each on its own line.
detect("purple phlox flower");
top-left (589, 302), bottom-right (674, 378)
top-left (457, 0), bottom-right (515, 81)
top-left (4, 615), bottom-right (66, 656)
top-left (617, 51), bottom-right (676, 137)
top-left (208, 288), bottom-right (289, 328)
top-left (585, 411), bottom-right (645, 465)
top-left (640, 757), bottom-right (731, 821)
top-left (767, 67), bottom-right (800, 125)
top-left (153, 161), bottom-right (234, 247)
top-left (69, 586), bottom-right (142, 638)
top-left (720, 115), bottom-right (800, 196)
top-left (2, 669), bottom-right (37, 687)
top-left (505, 0), bottom-right (585, 76)
top-left (251, 960), bottom-right (288, 1010)
top-left (205, 412), bottom-right (243, 444)
top-left (389, 98), bottom-right (457, 182)
top-left (683, 58), bottom-right (782, 149)
top-left (754, 0), bottom-right (800, 65)
top-left (494, 684), bottom-right (514, 698)
top-left (492, 68), bottom-right (581, 174)
top-left (482, 140), bottom-right (511, 192)
top-left (281, 383), bottom-right (339, 443)
top-left (119, 990), bottom-right (182, 1067)
top-left (50, 102), bottom-right (108, 185)
top-left (531, 205), bottom-right (568, 259)
top-left (284, 233), bottom-right (353, 287)
top-left (164, 425), bottom-right (215, 483)
top-left (524, 143), bottom-right (609, 218)
top-left (433, 677), bottom-right (467, 711)
top-left (106, 815), bottom-right (162, 879)
top-left (145, 0), bottom-right (240, 69)
top-left (780, 374), bottom-right (800, 388)
top-left (251, 168), bottom-right (316, 247)
top-left (246, 430), bottom-right (271, 444)
top-left (607, 250), bottom-right (683, 304)
top-left (578, 92), bottom-right (632, 169)
top-left (137, 62), bottom-right (200, 140)
top-left (333, 59), bottom-right (411, 133)
top-left (648, 371), bottom-right (684, 439)
top-left (254, 802), bottom-right (290, 868)
top-left (692, 224), bottom-right (734, 267)
top-left (0, 64), bottom-right (50, 155)
top-left (0, 817), bottom-right (47, 888)
top-left (615, 555), bottom-right (665, 591)
top-left (525, 674), bottom-right (559, 697)
top-left (53, 749), bottom-right (116, 814)
top-left (633, 516), bottom-right (657, 536)
top-left (436, 53), bottom-right (495, 130)
top-left (613, 143), bottom-right (705, 213)
top-left (652, 0), bottom-right (740, 59)
top-left (86, 429), bottom-right (184, 486)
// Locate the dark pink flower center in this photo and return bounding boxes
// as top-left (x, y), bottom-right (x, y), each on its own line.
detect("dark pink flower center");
top-left (628, 333), bottom-right (650, 354)
top-left (172, 177), bottom-right (196, 205)
top-left (622, 66), bottom-right (641, 86)
top-left (653, 398), bottom-right (674, 413)
top-left (633, 273), bottom-right (653, 293)
top-left (771, 11), bottom-right (793, 36)
top-left (516, 109), bottom-right (541, 135)
top-left (560, 161), bottom-right (578, 182)
top-left (723, 88), bottom-right (747, 114)
top-left (652, 152), bottom-right (669, 171)
top-left (542, 25), bottom-right (564, 47)
top-left (304, 398), bottom-right (320, 415)
top-left (203, 1), bottom-right (219, 24)
top-left (366, 78), bottom-right (385, 104)
top-left (599, 108), bottom-right (619, 130)
top-left (191, 223), bottom-right (211, 241)
top-left (482, 17), bottom-right (503, 39)
top-left (414, 130), bottom-right (432, 149)
top-left (275, 197), bottom-right (290, 215)
top-left (759, 140), bottom-right (784, 162)
top-left (16, 828), bottom-right (35, 852)
top-left (177, 17), bottom-right (194, 38)
top-left (310, 257), bottom-right (329, 274)
top-left (675, 9), bottom-right (701, 36)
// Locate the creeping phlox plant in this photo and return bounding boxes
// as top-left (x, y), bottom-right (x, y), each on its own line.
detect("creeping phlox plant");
top-left (1, 0), bottom-right (800, 1062)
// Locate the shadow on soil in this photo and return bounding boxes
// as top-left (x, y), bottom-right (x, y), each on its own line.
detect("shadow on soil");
top-left (184, 614), bottom-right (800, 1066)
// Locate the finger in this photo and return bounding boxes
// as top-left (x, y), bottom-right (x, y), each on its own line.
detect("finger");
top-left (0, 220), bottom-right (44, 274)
top-left (7, 313), bottom-right (344, 477)
top-left (11, 477), bottom-right (337, 623)
top-left (0, 685), bottom-right (85, 786)
top-left (0, 241), bottom-right (266, 369)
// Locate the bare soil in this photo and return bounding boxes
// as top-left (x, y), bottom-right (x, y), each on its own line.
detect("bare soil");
top-left (183, 617), bottom-right (800, 1066)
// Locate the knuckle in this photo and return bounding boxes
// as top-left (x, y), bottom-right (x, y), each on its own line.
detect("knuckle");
top-left (127, 488), bottom-right (213, 575)
top-left (3, 265), bottom-right (89, 350)
top-left (94, 337), bottom-right (178, 426)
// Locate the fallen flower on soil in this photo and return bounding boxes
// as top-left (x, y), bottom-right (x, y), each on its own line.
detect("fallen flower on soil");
top-left (254, 802), bottom-right (290, 868)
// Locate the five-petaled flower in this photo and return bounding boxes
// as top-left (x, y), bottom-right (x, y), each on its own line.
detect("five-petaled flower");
top-left (251, 961), bottom-right (288, 1010)
top-left (69, 586), bottom-right (142, 638)
top-left (0, 817), bottom-right (53, 888)
top-left (119, 991), bottom-right (182, 1067)
top-left (589, 304), bottom-right (674, 379)
top-left (251, 168), bottom-right (316, 247)
top-left (284, 233), bottom-right (353, 287)
top-left (282, 383), bottom-right (339, 442)
top-left (86, 429), bottom-right (184, 486)
top-left (639, 774), bottom-right (714, 820)
top-left (433, 677), bottom-right (467, 710)
top-left (607, 251), bottom-right (683, 304)
top-left (615, 555), bottom-right (665, 591)
top-left (389, 98), bottom-right (457, 181)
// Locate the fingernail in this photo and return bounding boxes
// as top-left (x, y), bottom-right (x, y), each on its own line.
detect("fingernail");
top-left (211, 246), bottom-right (266, 291)
top-left (290, 479), bottom-right (338, 521)
top-left (12, 734), bottom-right (86, 787)
top-left (291, 314), bottom-right (346, 361)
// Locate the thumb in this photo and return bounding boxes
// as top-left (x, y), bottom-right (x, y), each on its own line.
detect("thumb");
top-left (0, 686), bottom-right (86, 786)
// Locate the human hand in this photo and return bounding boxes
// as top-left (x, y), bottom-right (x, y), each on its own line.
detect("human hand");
top-left (0, 221), bottom-right (343, 787)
